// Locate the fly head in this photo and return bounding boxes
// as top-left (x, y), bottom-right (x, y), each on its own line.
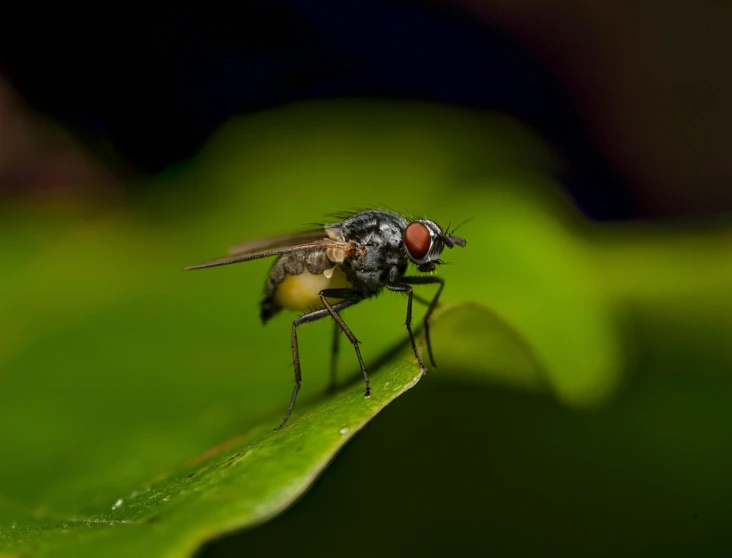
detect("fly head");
top-left (403, 219), bottom-right (466, 273)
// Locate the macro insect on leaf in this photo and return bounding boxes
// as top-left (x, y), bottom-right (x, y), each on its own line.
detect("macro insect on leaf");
top-left (184, 209), bottom-right (466, 430)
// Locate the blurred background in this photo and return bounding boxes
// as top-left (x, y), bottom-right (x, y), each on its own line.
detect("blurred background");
top-left (1, 1), bottom-right (732, 556)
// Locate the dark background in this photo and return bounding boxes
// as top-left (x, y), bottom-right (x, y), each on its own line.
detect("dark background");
top-left (3, 1), bottom-right (732, 220)
top-left (2, 2), bottom-right (732, 556)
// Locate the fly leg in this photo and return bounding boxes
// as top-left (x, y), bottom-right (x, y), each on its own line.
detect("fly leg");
top-left (328, 320), bottom-right (340, 394)
top-left (393, 276), bottom-right (444, 368)
top-left (276, 297), bottom-right (362, 431)
top-left (319, 289), bottom-right (370, 399)
top-left (387, 283), bottom-right (428, 374)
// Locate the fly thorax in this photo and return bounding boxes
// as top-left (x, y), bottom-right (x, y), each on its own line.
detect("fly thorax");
top-left (388, 262), bottom-right (407, 283)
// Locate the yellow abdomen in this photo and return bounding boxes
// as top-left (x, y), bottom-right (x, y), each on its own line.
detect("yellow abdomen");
top-left (273, 267), bottom-right (351, 311)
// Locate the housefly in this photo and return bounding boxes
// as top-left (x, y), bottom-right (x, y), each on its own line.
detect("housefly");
top-left (184, 209), bottom-right (466, 430)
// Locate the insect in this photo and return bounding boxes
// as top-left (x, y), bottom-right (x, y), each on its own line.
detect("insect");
top-left (184, 209), bottom-right (466, 430)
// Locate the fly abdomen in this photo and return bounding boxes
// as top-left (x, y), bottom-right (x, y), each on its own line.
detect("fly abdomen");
top-left (260, 248), bottom-right (351, 324)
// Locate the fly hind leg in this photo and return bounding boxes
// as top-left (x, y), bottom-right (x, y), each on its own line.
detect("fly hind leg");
top-left (276, 296), bottom-right (362, 431)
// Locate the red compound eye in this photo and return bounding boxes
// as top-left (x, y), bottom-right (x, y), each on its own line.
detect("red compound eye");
top-left (404, 222), bottom-right (431, 260)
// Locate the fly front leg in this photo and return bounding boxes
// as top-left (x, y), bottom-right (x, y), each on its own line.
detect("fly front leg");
top-left (276, 297), bottom-right (361, 431)
top-left (319, 288), bottom-right (370, 398)
top-left (392, 276), bottom-right (444, 368)
top-left (386, 283), bottom-right (428, 373)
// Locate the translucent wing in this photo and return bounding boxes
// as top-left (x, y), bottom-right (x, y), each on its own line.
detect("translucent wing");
top-left (183, 226), bottom-right (348, 271)
top-left (226, 228), bottom-right (332, 255)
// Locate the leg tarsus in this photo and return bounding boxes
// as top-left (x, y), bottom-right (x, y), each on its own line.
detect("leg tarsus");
top-left (275, 380), bottom-right (301, 431)
top-left (424, 320), bottom-right (437, 368)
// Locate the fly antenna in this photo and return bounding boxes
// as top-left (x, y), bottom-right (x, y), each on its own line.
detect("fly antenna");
top-left (446, 233), bottom-right (466, 247)
top-left (441, 231), bottom-right (466, 248)
top-left (442, 217), bottom-right (470, 248)
top-left (450, 217), bottom-right (474, 235)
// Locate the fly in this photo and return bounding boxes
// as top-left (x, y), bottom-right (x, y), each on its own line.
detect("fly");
top-left (184, 209), bottom-right (466, 430)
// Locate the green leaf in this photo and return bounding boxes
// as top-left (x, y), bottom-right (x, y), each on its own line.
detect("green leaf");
top-left (0, 355), bottom-right (425, 558)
